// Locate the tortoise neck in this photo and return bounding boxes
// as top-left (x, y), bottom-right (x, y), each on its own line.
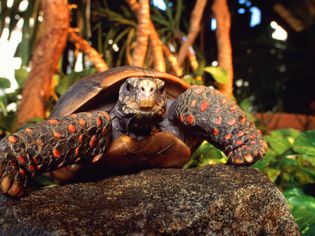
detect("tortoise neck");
top-left (113, 103), bottom-right (161, 139)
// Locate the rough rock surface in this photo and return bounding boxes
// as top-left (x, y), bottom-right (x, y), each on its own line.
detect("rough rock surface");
top-left (0, 165), bottom-right (299, 235)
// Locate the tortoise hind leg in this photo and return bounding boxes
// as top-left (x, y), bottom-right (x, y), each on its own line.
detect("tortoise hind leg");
top-left (0, 111), bottom-right (111, 197)
top-left (169, 86), bottom-right (267, 165)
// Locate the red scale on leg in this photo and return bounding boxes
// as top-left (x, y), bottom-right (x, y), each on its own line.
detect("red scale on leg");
top-left (53, 132), bottom-right (62, 139)
top-left (18, 156), bottom-right (25, 164)
top-left (28, 165), bottom-right (35, 172)
top-left (68, 124), bottom-right (76, 133)
top-left (178, 114), bottom-right (184, 123)
top-left (237, 131), bottom-right (244, 137)
top-left (214, 116), bottom-right (222, 125)
top-left (89, 135), bottom-right (98, 148)
top-left (200, 101), bottom-right (209, 112)
top-left (75, 146), bottom-right (80, 156)
top-left (19, 169), bottom-right (25, 175)
top-left (79, 118), bottom-right (86, 127)
top-left (53, 147), bottom-right (61, 158)
top-left (213, 128), bottom-right (219, 136)
top-left (225, 133), bottom-right (232, 140)
top-left (96, 117), bottom-right (102, 127)
top-left (79, 134), bottom-right (84, 143)
top-left (236, 140), bottom-right (243, 146)
top-left (239, 116), bottom-right (246, 124)
top-left (227, 118), bottom-right (236, 126)
top-left (186, 114), bottom-right (195, 125)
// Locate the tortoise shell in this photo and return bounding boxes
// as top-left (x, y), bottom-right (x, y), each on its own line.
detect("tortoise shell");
top-left (51, 66), bottom-right (190, 117)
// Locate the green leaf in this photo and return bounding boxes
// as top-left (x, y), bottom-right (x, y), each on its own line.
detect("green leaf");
top-left (202, 67), bottom-right (228, 84)
top-left (15, 68), bottom-right (29, 87)
top-left (265, 129), bottom-right (299, 155)
top-left (0, 77), bottom-right (11, 89)
top-left (294, 130), bottom-right (315, 156)
top-left (266, 167), bottom-right (281, 182)
top-left (284, 188), bottom-right (315, 235)
top-left (56, 69), bottom-right (95, 96)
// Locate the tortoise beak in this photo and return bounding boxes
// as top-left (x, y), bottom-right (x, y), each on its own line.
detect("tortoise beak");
top-left (138, 98), bottom-right (155, 109)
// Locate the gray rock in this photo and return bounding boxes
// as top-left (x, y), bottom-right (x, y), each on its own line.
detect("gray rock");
top-left (0, 165), bottom-right (299, 236)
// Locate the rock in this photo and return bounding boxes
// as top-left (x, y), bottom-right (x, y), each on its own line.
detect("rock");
top-left (0, 165), bottom-right (299, 235)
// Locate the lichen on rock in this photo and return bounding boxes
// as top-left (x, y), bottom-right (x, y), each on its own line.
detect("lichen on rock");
top-left (0, 165), bottom-right (300, 235)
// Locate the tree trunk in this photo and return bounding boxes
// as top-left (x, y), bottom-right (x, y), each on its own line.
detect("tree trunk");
top-left (17, 0), bottom-right (70, 126)
top-left (131, 0), bottom-right (150, 67)
top-left (212, 0), bottom-right (234, 98)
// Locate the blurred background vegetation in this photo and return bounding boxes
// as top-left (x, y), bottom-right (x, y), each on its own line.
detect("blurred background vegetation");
top-left (0, 0), bottom-right (315, 234)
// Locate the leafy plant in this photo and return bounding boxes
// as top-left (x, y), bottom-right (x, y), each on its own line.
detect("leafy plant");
top-left (284, 188), bottom-right (315, 235)
top-left (253, 129), bottom-right (315, 190)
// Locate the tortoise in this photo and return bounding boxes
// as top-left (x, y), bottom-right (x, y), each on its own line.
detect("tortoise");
top-left (0, 66), bottom-right (267, 197)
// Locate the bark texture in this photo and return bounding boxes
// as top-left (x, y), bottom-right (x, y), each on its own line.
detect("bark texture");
top-left (177, 0), bottom-right (207, 67)
top-left (212, 0), bottom-right (234, 98)
top-left (69, 31), bottom-right (109, 72)
top-left (17, 0), bottom-right (70, 126)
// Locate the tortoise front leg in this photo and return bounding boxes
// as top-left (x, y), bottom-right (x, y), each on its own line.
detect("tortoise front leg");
top-left (169, 86), bottom-right (267, 165)
top-left (0, 111), bottom-right (111, 197)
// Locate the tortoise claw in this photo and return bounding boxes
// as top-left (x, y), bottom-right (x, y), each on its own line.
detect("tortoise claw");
top-left (7, 179), bottom-right (23, 197)
top-left (243, 154), bottom-right (254, 163)
top-left (0, 174), bottom-right (14, 193)
top-left (228, 142), bottom-right (266, 166)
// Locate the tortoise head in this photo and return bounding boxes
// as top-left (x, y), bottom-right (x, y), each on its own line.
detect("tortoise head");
top-left (114, 77), bottom-right (167, 132)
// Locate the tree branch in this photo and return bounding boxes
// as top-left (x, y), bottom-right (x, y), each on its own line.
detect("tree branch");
top-left (162, 44), bottom-right (183, 76)
top-left (68, 30), bottom-right (108, 72)
top-left (177, 0), bottom-right (207, 67)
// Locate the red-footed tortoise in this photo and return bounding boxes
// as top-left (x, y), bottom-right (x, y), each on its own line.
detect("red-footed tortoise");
top-left (0, 66), bottom-right (267, 197)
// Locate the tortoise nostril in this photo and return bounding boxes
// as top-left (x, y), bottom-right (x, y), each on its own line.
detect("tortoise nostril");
top-left (141, 87), bottom-right (145, 92)
top-left (150, 87), bottom-right (154, 92)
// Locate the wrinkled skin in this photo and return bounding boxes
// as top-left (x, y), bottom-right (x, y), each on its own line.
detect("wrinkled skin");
top-left (0, 77), bottom-right (267, 197)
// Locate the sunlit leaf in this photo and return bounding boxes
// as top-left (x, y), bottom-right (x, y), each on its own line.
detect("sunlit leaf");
top-left (265, 129), bottom-right (297, 155)
top-left (202, 67), bottom-right (228, 84)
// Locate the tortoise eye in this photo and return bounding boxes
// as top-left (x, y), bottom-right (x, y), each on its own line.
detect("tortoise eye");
top-left (159, 85), bottom-right (165, 93)
top-left (125, 83), bottom-right (132, 92)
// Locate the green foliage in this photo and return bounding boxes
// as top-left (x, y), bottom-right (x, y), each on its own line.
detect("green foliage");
top-left (202, 67), bottom-right (228, 84)
top-left (284, 188), bottom-right (315, 235)
top-left (253, 129), bottom-right (315, 189)
top-left (184, 141), bottom-right (227, 168)
top-left (56, 68), bottom-right (95, 96)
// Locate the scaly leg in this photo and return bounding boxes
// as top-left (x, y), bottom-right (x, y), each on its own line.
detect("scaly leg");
top-left (0, 111), bottom-right (111, 197)
top-left (169, 86), bottom-right (267, 165)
